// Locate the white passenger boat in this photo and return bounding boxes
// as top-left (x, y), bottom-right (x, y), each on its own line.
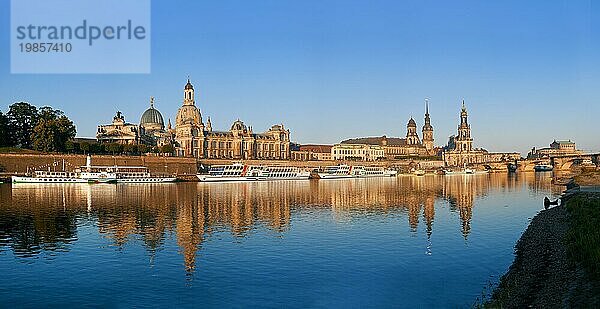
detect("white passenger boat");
top-left (12, 159), bottom-right (87, 183)
top-left (443, 168), bottom-right (488, 175)
top-left (263, 166), bottom-right (311, 180)
top-left (12, 170), bottom-right (87, 183)
top-left (413, 169), bottom-right (426, 176)
top-left (115, 166), bottom-right (177, 183)
top-left (197, 163), bottom-right (309, 182)
top-left (316, 165), bottom-right (353, 179)
top-left (352, 166), bottom-right (398, 177)
top-left (79, 155), bottom-right (117, 183)
top-left (79, 155), bottom-right (175, 183)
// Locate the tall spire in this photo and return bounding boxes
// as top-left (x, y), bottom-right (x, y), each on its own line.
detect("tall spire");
top-left (425, 98), bottom-right (429, 115)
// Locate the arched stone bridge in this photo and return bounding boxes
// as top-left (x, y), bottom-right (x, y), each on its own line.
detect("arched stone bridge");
top-left (550, 153), bottom-right (600, 171)
top-left (475, 154), bottom-right (599, 172)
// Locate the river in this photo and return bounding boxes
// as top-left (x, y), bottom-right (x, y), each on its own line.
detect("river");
top-left (0, 173), bottom-right (561, 307)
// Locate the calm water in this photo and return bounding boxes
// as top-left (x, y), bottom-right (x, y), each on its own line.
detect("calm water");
top-left (0, 173), bottom-right (561, 308)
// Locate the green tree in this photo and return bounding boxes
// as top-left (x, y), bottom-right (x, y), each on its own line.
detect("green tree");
top-left (80, 142), bottom-right (91, 153)
top-left (160, 144), bottom-right (174, 154)
top-left (123, 144), bottom-right (138, 155)
top-left (106, 143), bottom-right (123, 154)
top-left (7, 102), bottom-right (38, 148)
top-left (138, 144), bottom-right (149, 154)
top-left (65, 141), bottom-right (80, 153)
top-left (0, 112), bottom-right (9, 147)
top-left (32, 107), bottom-right (77, 152)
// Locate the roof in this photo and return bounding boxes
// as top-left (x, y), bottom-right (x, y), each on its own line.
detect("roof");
top-left (552, 140), bottom-right (575, 145)
top-left (407, 118), bottom-right (417, 127)
top-left (185, 79), bottom-right (194, 90)
top-left (341, 136), bottom-right (407, 146)
top-left (298, 144), bottom-right (332, 153)
top-left (140, 107), bottom-right (164, 126)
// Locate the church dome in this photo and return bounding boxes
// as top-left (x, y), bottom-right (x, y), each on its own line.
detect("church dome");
top-left (141, 106), bottom-right (164, 128)
top-left (231, 119), bottom-right (247, 131)
top-left (176, 105), bottom-right (202, 126)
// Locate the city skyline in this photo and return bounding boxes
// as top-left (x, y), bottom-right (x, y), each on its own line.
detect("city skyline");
top-left (1, 1), bottom-right (599, 154)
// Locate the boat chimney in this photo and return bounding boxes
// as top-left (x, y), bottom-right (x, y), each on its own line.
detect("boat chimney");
top-left (86, 155), bottom-right (92, 171)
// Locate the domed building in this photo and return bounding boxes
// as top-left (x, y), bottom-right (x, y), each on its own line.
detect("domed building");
top-left (140, 98), bottom-right (165, 132)
top-left (139, 97), bottom-right (173, 147)
top-left (174, 79), bottom-right (291, 159)
top-left (96, 97), bottom-right (174, 147)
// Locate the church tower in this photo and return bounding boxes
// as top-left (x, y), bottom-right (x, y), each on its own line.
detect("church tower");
top-left (406, 117), bottom-right (420, 145)
top-left (183, 78), bottom-right (195, 106)
top-left (175, 79), bottom-right (204, 157)
top-left (454, 100), bottom-right (473, 152)
top-left (422, 99), bottom-right (434, 154)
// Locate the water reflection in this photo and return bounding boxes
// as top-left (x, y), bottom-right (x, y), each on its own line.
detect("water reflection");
top-left (0, 173), bottom-right (559, 274)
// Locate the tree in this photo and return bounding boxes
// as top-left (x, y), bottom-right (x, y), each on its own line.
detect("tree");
top-left (80, 142), bottom-right (91, 153)
top-left (106, 143), bottom-right (123, 154)
top-left (7, 102), bottom-right (38, 148)
top-left (138, 144), bottom-right (149, 154)
top-left (32, 107), bottom-right (76, 152)
top-left (123, 144), bottom-right (138, 155)
top-left (160, 144), bottom-right (174, 154)
top-left (0, 112), bottom-right (9, 147)
top-left (65, 141), bottom-right (80, 153)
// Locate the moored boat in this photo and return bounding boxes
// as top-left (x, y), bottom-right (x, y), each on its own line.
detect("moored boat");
top-left (351, 166), bottom-right (398, 178)
top-left (534, 164), bottom-right (553, 172)
top-left (413, 169), bottom-right (426, 176)
top-left (316, 165), bottom-right (353, 179)
top-left (80, 155), bottom-right (175, 183)
top-left (115, 167), bottom-right (177, 183)
top-left (12, 159), bottom-right (86, 183)
top-left (197, 163), bottom-right (309, 182)
top-left (12, 170), bottom-right (87, 183)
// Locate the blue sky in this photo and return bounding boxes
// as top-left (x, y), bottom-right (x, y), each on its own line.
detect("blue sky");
top-left (1, 0), bottom-right (599, 154)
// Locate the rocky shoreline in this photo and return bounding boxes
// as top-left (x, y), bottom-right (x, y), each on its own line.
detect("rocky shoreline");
top-left (486, 192), bottom-right (600, 308)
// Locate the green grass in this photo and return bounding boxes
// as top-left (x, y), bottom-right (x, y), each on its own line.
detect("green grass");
top-left (566, 194), bottom-right (600, 281)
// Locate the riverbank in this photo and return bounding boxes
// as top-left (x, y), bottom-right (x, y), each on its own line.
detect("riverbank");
top-left (485, 192), bottom-right (600, 308)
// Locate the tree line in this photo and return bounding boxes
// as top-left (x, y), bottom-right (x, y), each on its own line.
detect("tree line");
top-left (0, 102), bottom-right (76, 152)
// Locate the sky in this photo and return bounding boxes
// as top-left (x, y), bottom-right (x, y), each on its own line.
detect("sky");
top-left (1, 0), bottom-right (599, 154)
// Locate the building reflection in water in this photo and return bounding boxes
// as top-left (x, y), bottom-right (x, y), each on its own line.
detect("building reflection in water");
top-left (0, 172), bottom-right (558, 274)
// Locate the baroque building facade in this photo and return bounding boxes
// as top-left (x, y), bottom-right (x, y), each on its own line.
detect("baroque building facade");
top-left (339, 100), bottom-right (436, 159)
top-left (96, 111), bottom-right (140, 145)
top-left (174, 80), bottom-right (291, 159)
top-left (527, 140), bottom-right (583, 159)
top-left (96, 97), bottom-right (173, 146)
top-left (443, 100), bottom-right (520, 166)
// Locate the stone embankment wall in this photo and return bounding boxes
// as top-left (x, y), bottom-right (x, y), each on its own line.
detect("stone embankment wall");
top-left (0, 154), bottom-right (197, 175)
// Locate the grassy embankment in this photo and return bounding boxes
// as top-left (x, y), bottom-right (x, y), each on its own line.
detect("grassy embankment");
top-left (565, 194), bottom-right (600, 282)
